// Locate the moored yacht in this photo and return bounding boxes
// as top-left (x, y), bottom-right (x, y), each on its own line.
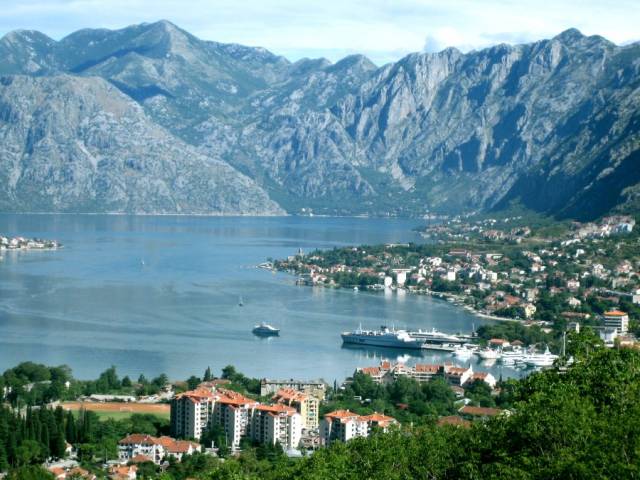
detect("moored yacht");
top-left (523, 347), bottom-right (558, 367)
top-left (408, 328), bottom-right (464, 344)
top-left (341, 325), bottom-right (426, 350)
top-left (477, 348), bottom-right (501, 360)
top-left (452, 344), bottom-right (477, 359)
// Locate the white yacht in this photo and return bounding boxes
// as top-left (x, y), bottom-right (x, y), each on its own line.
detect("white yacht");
top-left (500, 349), bottom-right (526, 364)
top-left (452, 345), bottom-right (477, 359)
top-left (477, 348), bottom-right (501, 360)
top-left (341, 325), bottom-right (426, 350)
top-left (408, 328), bottom-right (464, 344)
top-left (523, 347), bottom-right (558, 367)
top-left (252, 322), bottom-right (280, 336)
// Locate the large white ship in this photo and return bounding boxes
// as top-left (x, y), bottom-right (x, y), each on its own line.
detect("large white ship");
top-left (408, 328), bottom-right (465, 344)
top-left (341, 325), bottom-right (426, 349)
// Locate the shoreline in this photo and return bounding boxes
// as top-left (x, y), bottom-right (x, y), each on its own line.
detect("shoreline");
top-left (274, 267), bottom-right (521, 326)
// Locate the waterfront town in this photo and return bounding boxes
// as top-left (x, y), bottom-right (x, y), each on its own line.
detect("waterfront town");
top-left (0, 351), bottom-right (518, 479)
top-left (273, 215), bottom-right (640, 348)
top-left (0, 235), bottom-right (60, 252)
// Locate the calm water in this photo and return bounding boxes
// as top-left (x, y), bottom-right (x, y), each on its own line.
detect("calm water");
top-left (0, 215), bottom-right (522, 383)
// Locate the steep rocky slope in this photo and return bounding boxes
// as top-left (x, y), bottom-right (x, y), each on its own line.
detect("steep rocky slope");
top-left (0, 21), bottom-right (638, 218)
top-left (0, 75), bottom-right (283, 214)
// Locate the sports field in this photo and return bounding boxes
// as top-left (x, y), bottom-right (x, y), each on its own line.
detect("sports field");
top-left (61, 401), bottom-right (170, 421)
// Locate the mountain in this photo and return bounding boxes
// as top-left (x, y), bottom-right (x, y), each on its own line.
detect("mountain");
top-left (0, 21), bottom-right (638, 218)
top-left (0, 75), bottom-right (283, 214)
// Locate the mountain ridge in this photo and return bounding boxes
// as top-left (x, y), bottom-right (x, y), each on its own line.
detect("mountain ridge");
top-left (0, 22), bottom-right (638, 218)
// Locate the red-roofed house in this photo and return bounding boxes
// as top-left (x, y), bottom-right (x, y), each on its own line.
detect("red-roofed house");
top-left (118, 434), bottom-right (201, 465)
top-left (108, 464), bottom-right (138, 480)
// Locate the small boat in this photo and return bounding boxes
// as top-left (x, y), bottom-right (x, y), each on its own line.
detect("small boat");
top-left (252, 322), bottom-right (280, 336)
top-left (238, 296), bottom-right (244, 307)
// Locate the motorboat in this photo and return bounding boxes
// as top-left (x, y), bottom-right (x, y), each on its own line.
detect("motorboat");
top-left (252, 322), bottom-right (280, 336)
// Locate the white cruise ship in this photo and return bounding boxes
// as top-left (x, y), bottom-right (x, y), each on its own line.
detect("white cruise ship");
top-left (341, 326), bottom-right (426, 350)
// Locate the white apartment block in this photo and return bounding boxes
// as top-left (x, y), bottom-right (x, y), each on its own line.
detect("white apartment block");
top-left (252, 404), bottom-right (302, 450)
top-left (170, 387), bottom-right (216, 440)
top-left (211, 389), bottom-right (259, 452)
top-left (603, 310), bottom-right (629, 335)
top-left (320, 410), bottom-right (397, 446)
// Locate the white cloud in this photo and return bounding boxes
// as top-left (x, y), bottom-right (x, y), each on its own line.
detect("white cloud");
top-left (0, 0), bottom-right (638, 64)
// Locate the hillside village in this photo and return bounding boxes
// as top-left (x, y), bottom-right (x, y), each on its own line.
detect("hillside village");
top-left (274, 215), bottom-right (640, 346)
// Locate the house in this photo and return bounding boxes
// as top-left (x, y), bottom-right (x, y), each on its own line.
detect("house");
top-left (523, 303), bottom-right (537, 319)
top-left (48, 467), bottom-right (96, 480)
top-left (108, 464), bottom-right (138, 480)
top-left (442, 365), bottom-right (473, 386)
top-left (466, 372), bottom-right (497, 389)
top-left (488, 338), bottom-right (510, 348)
top-left (118, 434), bottom-right (201, 465)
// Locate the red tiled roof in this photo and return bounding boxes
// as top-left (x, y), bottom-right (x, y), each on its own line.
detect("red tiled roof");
top-left (324, 409), bottom-right (361, 422)
top-left (119, 434), bottom-right (158, 445)
top-left (413, 364), bottom-right (440, 373)
top-left (359, 367), bottom-right (382, 376)
top-left (272, 388), bottom-right (308, 402)
top-left (361, 412), bottom-right (397, 426)
top-left (605, 310), bottom-right (627, 316)
top-left (256, 404), bottom-right (297, 415)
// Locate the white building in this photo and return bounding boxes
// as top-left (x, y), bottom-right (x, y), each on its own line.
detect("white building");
top-left (603, 310), bottom-right (629, 335)
top-left (320, 410), bottom-right (397, 446)
top-left (211, 389), bottom-right (260, 452)
top-left (170, 387), bottom-right (216, 440)
top-left (118, 434), bottom-right (200, 465)
top-left (252, 404), bottom-right (302, 450)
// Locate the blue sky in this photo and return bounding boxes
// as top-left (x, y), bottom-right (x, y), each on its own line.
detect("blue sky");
top-left (1, 0), bottom-right (638, 65)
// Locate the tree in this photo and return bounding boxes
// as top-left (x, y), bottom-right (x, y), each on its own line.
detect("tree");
top-left (186, 376), bottom-right (201, 391)
top-left (15, 440), bottom-right (43, 466)
top-left (121, 376), bottom-right (132, 388)
top-left (7, 466), bottom-right (54, 480)
top-left (203, 366), bottom-right (213, 382)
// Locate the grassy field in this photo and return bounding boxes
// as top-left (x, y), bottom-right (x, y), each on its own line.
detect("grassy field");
top-left (62, 401), bottom-right (170, 422)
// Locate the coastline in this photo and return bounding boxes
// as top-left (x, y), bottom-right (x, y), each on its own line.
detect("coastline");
top-left (273, 266), bottom-right (521, 325)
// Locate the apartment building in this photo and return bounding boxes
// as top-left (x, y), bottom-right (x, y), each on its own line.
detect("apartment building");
top-left (272, 388), bottom-right (320, 430)
top-left (320, 410), bottom-right (398, 446)
top-left (252, 404), bottom-right (302, 450)
top-left (603, 310), bottom-right (629, 334)
top-left (211, 388), bottom-right (260, 452)
top-left (170, 387), bottom-right (216, 440)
